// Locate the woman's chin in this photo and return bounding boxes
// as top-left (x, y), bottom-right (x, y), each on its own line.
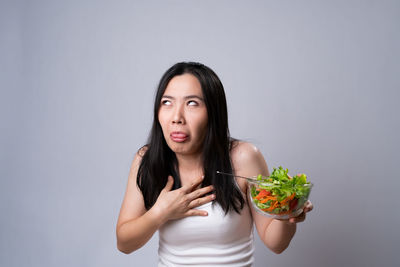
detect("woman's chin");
top-left (171, 146), bottom-right (191, 155)
top-left (169, 144), bottom-right (202, 156)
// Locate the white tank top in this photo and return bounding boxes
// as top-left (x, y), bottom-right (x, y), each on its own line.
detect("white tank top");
top-left (158, 201), bottom-right (254, 266)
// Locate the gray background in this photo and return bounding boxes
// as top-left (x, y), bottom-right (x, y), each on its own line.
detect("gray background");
top-left (1, 0), bottom-right (399, 266)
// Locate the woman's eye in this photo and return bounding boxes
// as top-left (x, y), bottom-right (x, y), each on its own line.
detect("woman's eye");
top-left (187, 100), bottom-right (198, 106)
top-left (161, 100), bottom-right (171, 106)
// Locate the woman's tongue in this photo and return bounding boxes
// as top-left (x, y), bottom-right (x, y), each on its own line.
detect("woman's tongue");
top-left (171, 132), bottom-right (188, 142)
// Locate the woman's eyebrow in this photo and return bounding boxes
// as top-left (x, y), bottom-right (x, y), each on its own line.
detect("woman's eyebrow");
top-left (161, 95), bottom-right (204, 101)
top-left (184, 95), bottom-right (204, 101)
top-left (161, 95), bottom-right (174, 100)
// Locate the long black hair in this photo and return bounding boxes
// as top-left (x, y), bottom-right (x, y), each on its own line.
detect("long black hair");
top-left (137, 62), bottom-right (244, 214)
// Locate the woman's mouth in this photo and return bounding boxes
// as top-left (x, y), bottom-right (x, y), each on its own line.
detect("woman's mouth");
top-left (170, 132), bottom-right (189, 143)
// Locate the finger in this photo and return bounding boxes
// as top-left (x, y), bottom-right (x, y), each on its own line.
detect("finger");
top-left (298, 212), bottom-right (306, 222)
top-left (184, 209), bottom-right (208, 217)
top-left (289, 212), bottom-right (305, 223)
top-left (303, 201), bottom-right (313, 212)
top-left (188, 194), bottom-right (216, 209)
top-left (186, 185), bottom-right (214, 201)
top-left (182, 175), bottom-right (204, 193)
top-left (163, 176), bottom-right (174, 191)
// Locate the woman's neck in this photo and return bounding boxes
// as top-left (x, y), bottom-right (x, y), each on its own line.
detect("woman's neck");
top-left (175, 152), bottom-right (203, 176)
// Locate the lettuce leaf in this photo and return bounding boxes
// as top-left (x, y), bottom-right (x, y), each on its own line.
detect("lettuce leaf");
top-left (255, 166), bottom-right (311, 201)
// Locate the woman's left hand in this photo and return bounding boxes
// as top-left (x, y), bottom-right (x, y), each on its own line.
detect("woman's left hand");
top-left (284, 200), bottom-right (313, 224)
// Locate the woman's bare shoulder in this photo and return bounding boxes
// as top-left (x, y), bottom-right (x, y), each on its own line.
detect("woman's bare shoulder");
top-left (129, 145), bottom-right (148, 176)
top-left (231, 141), bottom-right (262, 163)
top-left (231, 140), bottom-right (269, 177)
top-left (137, 145), bottom-right (148, 157)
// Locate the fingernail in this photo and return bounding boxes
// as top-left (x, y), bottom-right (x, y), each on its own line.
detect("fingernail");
top-left (211, 194), bottom-right (216, 199)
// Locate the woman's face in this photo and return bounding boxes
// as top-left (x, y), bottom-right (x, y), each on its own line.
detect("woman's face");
top-left (158, 73), bottom-right (208, 156)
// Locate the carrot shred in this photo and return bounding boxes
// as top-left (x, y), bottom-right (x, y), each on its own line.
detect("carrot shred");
top-left (255, 189), bottom-right (270, 200)
top-left (257, 195), bottom-right (277, 203)
top-left (281, 193), bottom-right (296, 204)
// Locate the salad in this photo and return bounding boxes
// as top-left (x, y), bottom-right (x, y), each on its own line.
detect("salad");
top-left (249, 166), bottom-right (312, 218)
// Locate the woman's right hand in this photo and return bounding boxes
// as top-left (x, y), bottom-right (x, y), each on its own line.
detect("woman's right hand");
top-left (152, 175), bottom-right (215, 223)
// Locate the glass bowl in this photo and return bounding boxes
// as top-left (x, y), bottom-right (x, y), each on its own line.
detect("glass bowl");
top-left (248, 178), bottom-right (313, 219)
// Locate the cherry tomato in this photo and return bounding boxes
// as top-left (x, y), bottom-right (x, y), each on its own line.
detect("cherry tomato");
top-left (289, 198), bottom-right (298, 210)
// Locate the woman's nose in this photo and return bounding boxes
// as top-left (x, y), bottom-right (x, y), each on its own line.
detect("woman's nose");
top-left (172, 105), bottom-right (185, 124)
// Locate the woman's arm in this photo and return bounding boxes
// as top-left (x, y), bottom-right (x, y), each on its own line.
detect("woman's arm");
top-left (249, 195), bottom-right (297, 254)
top-left (116, 152), bottom-right (156, 253)
top-left (116, 151), bottom-right (215, 254)
top-left (231, 142), bottom-right (311, 254)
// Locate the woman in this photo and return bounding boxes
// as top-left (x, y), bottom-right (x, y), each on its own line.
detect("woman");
top-left (116, 62), bottom-right (313, 266)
